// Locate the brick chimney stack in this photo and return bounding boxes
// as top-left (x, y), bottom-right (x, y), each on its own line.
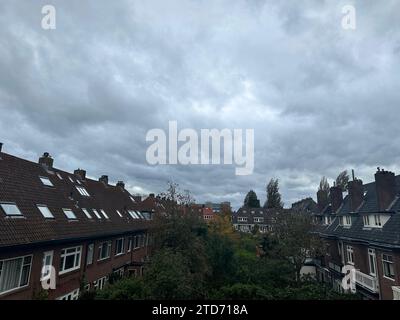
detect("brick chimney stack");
top-left (116, 181), bottom-right (125, 189)
top-left (39, 152), bottom-right (54, 169)
top-left (74, 169), bottom-right (86, 180)
top-left (0, 142), bottom-right (3, 153)
top-left (99, 175), bottom-right (108, 185)
top-left (330, 186), bottom-right (343, 213)
top-left (375, 168), bottom-right (396, 211)
top-left (317, 189), bottom-right (329, 212)
top-left (348, 178), bottom-right (364, 212)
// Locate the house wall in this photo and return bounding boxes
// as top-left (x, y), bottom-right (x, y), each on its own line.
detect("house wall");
top-left (0, 232), bottom-right (150, 300)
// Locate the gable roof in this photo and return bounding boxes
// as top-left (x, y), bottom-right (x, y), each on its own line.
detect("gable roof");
top-left (0, 151), bottom-right (152, 249)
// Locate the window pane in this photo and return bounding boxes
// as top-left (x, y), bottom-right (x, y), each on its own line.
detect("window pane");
top-left (37, 205), bottom-right (54, 218)
top-left (0, 258), bottom-right (23, 293)
top-left (1, 204), bottom-right (22, 216)
top-left (64, 255), bottom-right (75, 270)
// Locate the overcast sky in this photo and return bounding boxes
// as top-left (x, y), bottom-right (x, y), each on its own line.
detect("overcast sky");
top-left (1, 0), bottom-right (400, 209)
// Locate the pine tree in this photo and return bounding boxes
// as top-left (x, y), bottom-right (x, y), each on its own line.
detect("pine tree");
top-left (243, 190), bottom-right (261, 208)
top-left (264, 179), bottom-right (283, 209)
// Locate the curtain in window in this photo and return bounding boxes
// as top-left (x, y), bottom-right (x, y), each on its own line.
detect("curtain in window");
top-left (0, 258), bottom-right (22, 293)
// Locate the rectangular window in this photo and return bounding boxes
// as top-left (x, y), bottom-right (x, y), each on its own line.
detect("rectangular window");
top-left (93, 210), bottom-right (102, 219)
top-left (382, 254), bottom-right (395, 279)
top-left (338, 241), bottom-right (345, 264)
top-left (346, 246), bottom-right (354, 265)
top-left (94, 276), bottom-right (108, 290)
top-left (98, 241), bottom-right (112, 261)
top-left (86, 244), bottom-right (94, 265)
top-left (363, 215), bottom-right (370, 226)
top-left (368, 249), bottom-right (377, 276)
top-left (344, 216), bottom-right (352, 226)
top-left (82, 209), bottom-right (92, 219)
top-left (238, 217), bottom-right (248, 222)
top-left (37, 205), bottom-right (54, 219)
top-left (41, 251), bottom-right (54, 280)
top-left (127, 238), bottom-right (132, 252)
top-left (76, 186), bottom-right (90, 197)
top-left (40, 176), bottom-right (54, 187)
top-left (115, 238), bottom-right (125, 256)
top-left (59, 246), bottom-right (82, 274)
top-left (128, 210), bottom-right (139, 219)
top-left (0, 255), bottom-right (32, 294)
top-left (0, 203), bottom-right (22, 216)
top-left (63, 209), bottom-right (77, 220)
top-left (374, 215), bottom-right (382, 227)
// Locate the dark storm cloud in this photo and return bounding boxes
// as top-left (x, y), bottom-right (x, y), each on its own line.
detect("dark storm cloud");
top-left (1, 0), bottom-right (400, 209)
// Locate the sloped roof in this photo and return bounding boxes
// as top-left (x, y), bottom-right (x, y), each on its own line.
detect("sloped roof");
top-left (0, 152), bottom-right (152, 249)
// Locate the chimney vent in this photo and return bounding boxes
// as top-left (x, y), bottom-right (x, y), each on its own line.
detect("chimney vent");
top-left (39, 152), bottom-right (54, 168)
top-left (99, 175), bottom-right (108, 185)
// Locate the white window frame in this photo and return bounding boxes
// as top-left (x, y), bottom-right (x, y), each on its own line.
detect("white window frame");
top-left (238, 217), bottom-right (248, 222)
top-left (59, 246), bottom-right (82, 275)
top-left (82, 208), bottom-right (92, 219)
top-left (41, 251), bottom-right (54, 280)
top-left (37, 205), bottom-right (54, 219)
top-left (363, 215), bottom-right (370, 227)
top-left (76, 186), bottom-right (90, 197)
top-left (346, 246), bottom-right (354, 265)
top-left (0, 255), bottom-right (32, 295)
top-left (94, 276), bottom-right (108, 290)
top-left (57, 288), bottom-right (80, 300)
top-left (382, 254), bottom-right (395, 280)
top-left (86, 243), bottom-right (94, 265)
top-left (115, 238), bottom-right (125, 256)
top-left (40, 176), bottom-right (54, 187)
top-left (368, 248), bottom-right (377, 276)
top-left (374, 214), bottom-right (382, 227)
top-left (63, 208), bottom-right (77, 220)
top-left (0, 203), bottom-right (23, 216)
top-left (127, 237), bottom-right (132, 252)
top-left (98, 241), bottom-right (112, 261)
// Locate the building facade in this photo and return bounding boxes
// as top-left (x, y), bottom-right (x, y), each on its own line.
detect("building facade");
top-left (0, 149), bottom-right (153, 300)
top-left (232, 207), bottom-right (280, 233)
top-left (314, 169), bottom-right (400, 300)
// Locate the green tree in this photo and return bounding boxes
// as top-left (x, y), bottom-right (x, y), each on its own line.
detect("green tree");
top-left (244, 190), bottom-right (261, 208)
top-left (264, 179), bottom-right (283, 209)
top-left (335, 170), bottom-right (349, 192)
top-left (319, 176), bottom-right (330, 193)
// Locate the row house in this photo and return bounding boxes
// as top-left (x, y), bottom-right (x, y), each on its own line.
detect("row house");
top-left (185, 204), bottom-right (216, 223)
top-left (0, 146), bottom-right (154, 300)
top-left (232, 207), bottom-right (281, 233)
top-left (314, 169), bottom-right (400, 300)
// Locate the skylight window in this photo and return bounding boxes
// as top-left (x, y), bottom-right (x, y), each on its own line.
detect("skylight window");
top-left (37, 205), bottom-right (54, 219)
top-left (82, 209), bottom-right (92, 219)
top-left (100, 210), bottom-right (109, 219)
top-left (63, 209), bottom-right (77, 220)
top-left (116, 210), bottom-right (123, 218)
top-left (1, 203), bottom-right (22, 216)
top-left (56, 173), bottom-right (63, 180)
top-left (128, 210), bottom-right (139, 219)
top-left (68, 176), bottom-right (75, 183)
top-left (40, 176), bottom-right (54, 187)
top-left (76, 186), bottom-right (90, 197)
top-left (136, 211), bottom-right (144, 219)
top-left (76, 179), bottom-right (82, 185)
top-left (94, 210), bottom-right (102, 219)
top-left (130, 196), bottom-right (136, 203)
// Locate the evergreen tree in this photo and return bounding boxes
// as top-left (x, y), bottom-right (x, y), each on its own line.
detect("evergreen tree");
top-left (244, 190), bottom-right (261, 208)
top-left (264, 179), bottom-right (283, 209)
top-left (318, 176), bottom-right (330, 193)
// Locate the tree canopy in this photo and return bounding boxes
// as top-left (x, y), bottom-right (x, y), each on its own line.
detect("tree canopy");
top-left (243, 190), bottom-right (261, 208)
top-left (264, 179), bottom-right (283, 209)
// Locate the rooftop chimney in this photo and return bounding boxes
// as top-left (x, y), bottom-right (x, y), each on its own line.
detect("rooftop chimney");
top-left (39, 152), bottom-right (54, 168)
top-left (74, 169), bottom-right (86, 180)
top-left (149, 193), bottom-right (155, 198)
top-left (317, 189), bottom-right (329, 213)
top-left (375, 169), bottom-right (396, 211)
top-left (330, 186), bottom-right (343, 213)
top-left (116, 181), bottom-right (125, 189)
top-left (0, 142), bottom-right (3, 153)
top-left (348, 179), bottom-right (364, 212)
top-left (99, 175), bottom-right (108, 185)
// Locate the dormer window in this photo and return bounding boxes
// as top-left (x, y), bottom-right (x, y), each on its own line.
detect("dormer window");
top-left (63, 209), bottom-right (77, 220)
top-left (40, 176), bottom-right (54, 187)
top-left (76, 186), bottom-right (90, 197)
top-left (1, 203), bottom-right (22, 216)
top-left (363, 214), bottom-right (385, 228)
top-left (343, 216), bottom-right (352, 227)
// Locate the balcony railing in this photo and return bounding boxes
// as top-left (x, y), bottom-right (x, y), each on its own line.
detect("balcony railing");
top-left (355, 270), bottom-right (379, 293)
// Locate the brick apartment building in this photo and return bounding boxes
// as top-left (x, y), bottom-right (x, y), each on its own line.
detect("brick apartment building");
top-left (314, 169), bottom-right (400, 300)
top-left (232, 207), bottom-right (282, 233)
top-left (0, 146), bottom-right (154, 300)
